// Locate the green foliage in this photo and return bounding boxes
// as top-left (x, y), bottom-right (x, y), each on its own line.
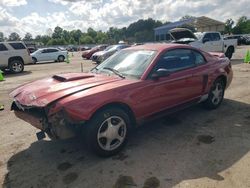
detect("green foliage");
top-left (23, 32), bottom-right (33, 41)
top-left (232, 16), bottom-right (250, 34)
top-left (0, 32), bottom-right (4, 42)
top-left (52, 26), bottom-right (63, 39)
top-left (80, 35), bottom-right (95, 44)
top-left (8, 32), bottom-right (21, 41)
top-left (225, 18), bottom-right (234, 34)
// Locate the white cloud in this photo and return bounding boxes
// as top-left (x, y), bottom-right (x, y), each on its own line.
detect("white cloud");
top-left (48, 0), bottom-right (68, 6)
top-left (0, 0), bottom-right (249, 38)
top-left (0, 0), bottom-right (27, 7)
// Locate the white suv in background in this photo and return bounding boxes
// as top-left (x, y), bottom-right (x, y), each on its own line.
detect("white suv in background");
top-left (0, 41), bottom-right (32, 73)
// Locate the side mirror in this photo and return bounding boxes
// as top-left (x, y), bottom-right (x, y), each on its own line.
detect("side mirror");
top-left (151, 68), bottom-right (171, 80)
top-left (203, 38), bottom-right (209, 43)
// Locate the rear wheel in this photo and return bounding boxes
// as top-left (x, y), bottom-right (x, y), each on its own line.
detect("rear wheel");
top-left (203, 79), bottom-right (225, 109)
top-left (225, 47), bottom-right (234, 59)
top-left (58, 55), bottom-right (65, 62)
top-left (84, 107), bottom-right (130, 157)
top-left (9, 60), bottom-right (24, 73)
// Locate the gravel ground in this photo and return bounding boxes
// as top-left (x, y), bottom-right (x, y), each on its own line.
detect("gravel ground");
top-left (0, 46), bottom-right (250, 188)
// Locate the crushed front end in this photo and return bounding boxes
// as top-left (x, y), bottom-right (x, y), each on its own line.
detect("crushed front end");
top-left (11, 100), bottom-right (82, 140)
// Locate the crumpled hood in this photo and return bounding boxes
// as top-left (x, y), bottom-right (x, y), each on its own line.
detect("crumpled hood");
top-left (10, 73), bottom-right (122, 107)
top-left (169, 28), bottom-right (197, 41)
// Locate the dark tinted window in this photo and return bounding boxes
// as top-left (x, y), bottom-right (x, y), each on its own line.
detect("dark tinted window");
top-left (154, 49), bottom-right (195, 72)
top-left (41, 49), bottom-right (48, 53)
top-left (47, 49), bottom-right (58, 53)
top-left (204, 33), bottom-right (213, 41)
top-left (211, 33), bottom-right (221, 41)
top-left (9, 42), bottom-right (26, 49)
top-left (204, 33), bottom-right (221, 41)
top-left (0, 44), bottom-right (8, 51)
top-left (193, 51), bottom-right (206, 65)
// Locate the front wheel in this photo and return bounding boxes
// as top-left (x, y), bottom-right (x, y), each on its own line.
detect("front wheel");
top-left (203, 79), bottom-right (225, 109)
top-left (84, 107), bottom-right (130, 157)
top-left (9, 60), bottom-right (24, 73)
top-left (58, 55), bottom-right (65, 62)
top-left (225, 47), bottom-right (234, 59)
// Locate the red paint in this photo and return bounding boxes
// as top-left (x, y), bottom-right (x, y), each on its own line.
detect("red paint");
top-left (10, 44), bottom-right (233, 125)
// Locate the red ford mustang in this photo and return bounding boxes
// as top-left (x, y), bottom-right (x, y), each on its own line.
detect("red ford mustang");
top-left (10, 44), bottom-right (233, 156)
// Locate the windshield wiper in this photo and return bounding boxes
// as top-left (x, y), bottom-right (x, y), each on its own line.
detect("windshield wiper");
top-left (103, 67), bottom-right (125, 79)
top-left (91, 67), bottom-right (99, 72)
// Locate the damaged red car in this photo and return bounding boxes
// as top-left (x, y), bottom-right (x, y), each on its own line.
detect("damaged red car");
top-left (10, 44), bottom-right (233, 157)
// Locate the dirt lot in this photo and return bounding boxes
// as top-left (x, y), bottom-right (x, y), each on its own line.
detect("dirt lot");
top-left (0, 47), bottom-right (250, 188)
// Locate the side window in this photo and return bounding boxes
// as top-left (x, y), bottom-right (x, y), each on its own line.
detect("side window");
top-left (9, 42), bottom-right (26, 49)
top-left (193, 51), bottom-right (206, 65)
top-left (211, 33), bottom-right (221, 41)
top-left (48, 49), bottom-right (58, 53)
top-left (204, 33), bottom-right (212, 42)
top-left (0, 44), bottom-right (8, 51)
top-left (154, 49), bottom-right (195, 72)
top-left (41, 49), bottom-right (48, 53)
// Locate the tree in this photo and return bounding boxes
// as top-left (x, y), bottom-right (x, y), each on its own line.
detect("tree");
top-left (0, 32), bottom-right (4, 42)
top-left (80, 35), bottom-right (95, 44)
top-left (52, 26), bottom-right (63, 39)
top-left (23, 32), bottom-right (33, 41)
top-left (233, 16), bottom-right (250, 34)
top-left (225, 18), bottom-right (234, 34)
top-left (8, 32), bottom-right (21, 41)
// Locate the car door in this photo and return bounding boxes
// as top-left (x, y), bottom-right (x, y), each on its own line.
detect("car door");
top-left (0, 43), bottom-right (9, 67)
top-left (210, 33), bottom-right (223, 52)
top-left (48, 49), bottom-right (59, 61)
top-left (39, 49), bottom-right (49, 61)
top-left (203, 33), bottom-right (223, 52)
top-left (134, 49), bottom-right (202, 118)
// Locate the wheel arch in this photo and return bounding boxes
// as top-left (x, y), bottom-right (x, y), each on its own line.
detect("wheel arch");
top-left (227, 45), bottom-right (235, 53)
top-left (8, 56), bottom-right (24, 66)
top-left (90, 102), bottom-right (137, 129)
top-left (216, 75), bottom-right (227, 87)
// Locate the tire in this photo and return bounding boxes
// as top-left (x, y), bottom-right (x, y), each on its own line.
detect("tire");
top-left (203, 78), bottom-right (225, 109)
top-left (58, 55), bottom-right (65, 62)
top-left (84, 107), bottom-right (130, 157)
top-left (225, 47), bottom-right (234, 59)
top-left (32, 57), bottom-right (37, 64)
top-left (9, 60), bottom-right (24, 73)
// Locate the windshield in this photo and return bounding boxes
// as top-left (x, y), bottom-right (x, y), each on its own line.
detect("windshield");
top-left (104, 45), bottom-right (115, 51)
top-left (92, 49), bottom-right (157, 79)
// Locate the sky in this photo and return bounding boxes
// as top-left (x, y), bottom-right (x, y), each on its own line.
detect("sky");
top-left (0, 0), bottom-right (249, 38)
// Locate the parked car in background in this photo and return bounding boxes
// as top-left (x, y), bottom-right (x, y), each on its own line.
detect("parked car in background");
top-left (82, 44), bottom-right (108, 59)
top-left (0, 41), bottom-right (32, 73)
top-left (66, 45), bottom-right (78, 52)
top-left (91, 44), bottom-right (130, 64)
top-left (31, 48), bottom-right (68, 64)
top-left (27, 47), bottom-right (37, 53)
top-left (169, 28), bottom-right (237, 59)
top-left (224, 35), bottom-right (248, 45)
top-left (10, 43), bottom-right (233, 157)
top-left (78, 46), bottom-right (91, 51)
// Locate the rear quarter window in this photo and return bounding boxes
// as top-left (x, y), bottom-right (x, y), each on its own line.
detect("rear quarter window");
top-left (0, 44), bottom-right (8, 51)
top-left (9, 43), bottom-right (26, 50)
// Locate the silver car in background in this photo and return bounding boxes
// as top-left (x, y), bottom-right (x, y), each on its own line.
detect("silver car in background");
top-left (31, 48), bottom-right (68, 64)
top-left (91, 44), bottom-right (130, 64)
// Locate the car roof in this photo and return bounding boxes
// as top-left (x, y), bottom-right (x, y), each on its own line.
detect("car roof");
top-left (127, 43), bottom-right (192, 52)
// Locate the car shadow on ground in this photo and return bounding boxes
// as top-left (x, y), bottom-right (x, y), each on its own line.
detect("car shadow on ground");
top-left (3, 71), bottom-right (32, 78)
top-left (231, 59), bottom-right (244, 65)
top-left (3, 99), bottom-right (250, 188)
